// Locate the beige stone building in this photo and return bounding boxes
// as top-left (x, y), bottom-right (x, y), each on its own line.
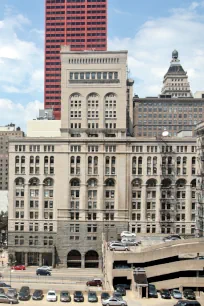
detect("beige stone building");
top-left (8, 48), bottom-right (198, 268)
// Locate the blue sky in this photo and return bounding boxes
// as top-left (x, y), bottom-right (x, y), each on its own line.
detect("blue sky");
top-left (0, 0), bottom-right (204, 130)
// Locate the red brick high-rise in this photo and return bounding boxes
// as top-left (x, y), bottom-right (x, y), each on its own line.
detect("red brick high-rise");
top-left (45, 0), bottom-right (108, 120)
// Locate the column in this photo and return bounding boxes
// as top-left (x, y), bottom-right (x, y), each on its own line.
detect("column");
top-left (98, 183), bottom-right (104, 221)
top-left (39, 184), bottom-right (44, 220)
top-left (80, 183), bottom-right (86, 220)
top-left (156, 184), bottom-right (161, 233)
top-left (185, 184), bottom-right (192, 234)
top-left (24, 184), bottom-right (29, 220)
top-left (141, 184), bottom-right (147, 233)
top-left (81, 253), bottom-right (85, 269)
top-left (39, 253), bottom-right (42, 266)
top-left (25, 252), bottom-right (28, 266)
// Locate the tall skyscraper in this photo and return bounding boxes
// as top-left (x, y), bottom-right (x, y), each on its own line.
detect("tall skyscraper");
top-left (45, 0), bottom-right (108, 120)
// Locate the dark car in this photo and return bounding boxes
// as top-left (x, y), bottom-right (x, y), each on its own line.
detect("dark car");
top-left (86, 279), bottom-right (102, 287)
top-left (7, 288), bottom-right (18, 299)
top-left (74, 291), bottom-right (84, 302)
top-left (101, 292), bottom-right (110, 301)
top-left (36, 268), bottom-right (51, 276)
top-left (160, 289), bottom-right (171, 299)
top-left (88, 291), bottom-right (98, 303)
top-left (183, 289), bottom-right (196, 300)
top-left (148, 284), bottom-right (158, 298)
top-left (174, 300), bottom-right (201, 306)
top-left (60, 291), bottom-right (71, 302)
top-left (0, 283), bottom-right (11, 288)
top-left (32, 290), bottom-right (44, 300)
top-left (18, 286), bottom-right (30, 301)
top-left (115, 286), bottom-right (126, 296)
top-left (0, 294), bottom-right (18, 304)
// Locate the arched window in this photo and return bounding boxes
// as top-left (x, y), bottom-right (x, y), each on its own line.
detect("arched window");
top-left (132, 179), bottom-right (142, 212)
top-left (105, 156), bottom-right (116, 175)
top-left (21, 156), bottom-right (25, 163)
top-left (153, 157), bottom-right (157, 175)
top-left (29, 178), bottom-right (39, 186)
top-left (15, 177), bottom-right (24, 186)
top-left (30, 156), bottom-right (34, 163)
top-left (87, 93), bottom-right (99, 129)
top-left (88, 178), bottom-right (97, 187)
top-left (138, 157), bottom-right (142, 174)
top-left (50, 156), bottom-right (54, 164)
top-left (71, 179), bottom-right (80, 187)
top-left (70, 156), bottom-right (80, 175)
top-left (104, 179), bottom-right (115, 219)
top-left (132, 157), bottom-right (137, 175)
top-left (49, 236), bottom-right (53, 246)
top-left (69, 93), bottom-right (82, 124)
top-left (147, 157), bottom-right (151, 175)
top-left (44, 156), bottom-right (49, 164)
top-left (15, 156), bottom-right (20, 164)
top-left (104, 93), bottom-right (117, 129)
top-left (192, 157), bottom-right (196, 175)
top-left (35, 156), bottom-right (40, 164)
top-left (44, 178), bottom-right (54, 187)
top-left (43, 236), bottom-right (48, 246)
top-left (88, 157), bottom-right (98, 175)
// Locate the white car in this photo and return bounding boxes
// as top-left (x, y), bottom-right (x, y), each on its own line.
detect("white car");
top-left (38, 265), bottom-right (52, 271)
top-left (121, 231), bottom-right (136, 238)
top-left (102, 297), bottom-right (127, 306)
top-left (109, 243), bottom-right (129, 251)
top-left (47, 290), bottom-right (57, 302)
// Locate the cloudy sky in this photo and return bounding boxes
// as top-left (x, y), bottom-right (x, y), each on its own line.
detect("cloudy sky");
top-left (0, 0), bottom-right (204, 130)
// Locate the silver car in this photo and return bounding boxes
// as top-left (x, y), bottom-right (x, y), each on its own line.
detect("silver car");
top-left (171, 289), bottom-right (182, 299)
top-left (109, 243), bottom-right (129, 251)
top-left (0, 294), bottom-right (18, 304)
top-left (102, 297), bottom-right (127, 306)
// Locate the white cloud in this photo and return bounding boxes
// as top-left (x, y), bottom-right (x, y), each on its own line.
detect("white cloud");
top-left (0, 99), bottom-right (43, 132)
top-left (109, 1), bottom-right (204, 97)
top-left (0, 9), bottom-right (43, 94)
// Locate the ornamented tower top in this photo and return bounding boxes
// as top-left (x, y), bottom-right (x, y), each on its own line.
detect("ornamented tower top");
top-left (161, 50), bottom-right (193, 98)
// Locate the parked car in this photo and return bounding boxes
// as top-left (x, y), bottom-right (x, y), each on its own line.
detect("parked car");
top-left (114, 284), bottom-right (130, 290)
top-left (0, 283), bottom-right (11, 288)
top-left (0, 294), bottom-right (18, 304)
top-left (36, 268), bottom-right (51, 276)
top-left (74, 291), bottom-right (84, 302)
top-left (163, 235), bottom-right (181, 242)
top-left (102, 297), bottom-right (127, 306)
top-left (86, 278), bottom-right (102, 287)
top-left (148, 284), bottom-right (158, 298)
top-left (60, 291), bottom-right (71, 302)
top-left (174, 300), bottom-right (201, 306)
top-left (0, 290), bottom-right (4, 295)
top-left (38, 266), bottom-right (52, 271)
top-left (115, 286), bottom-right (126, 296)
top-left (171, 289), bottom-right (182, 299)
top-left (113, 292), bottom-right (123, 300)
top-left (109, 243), bottom-right (129, 251)
top-left (11, 265), bottom-right (26, 271)
top-left (183, 289), bottom-right (196, 300)
top-left (101, 292), bottom-right (110, 301)
top-left (7, 288), bottom-right (18, 299)
top-left (88, 291), bottom-right (98, 303)
top-left (18, 286), bottom-right (30, 301)
top-left (46, 290), bottom-right (57, 302)
top-left (160, 289), bottom-right (171, 299)
top-left (120, 231), bottom-right (136, 238)
top-left (32, 290), bottom-right (44, 300)
top-left (122, 241), bottom-right (138, 247)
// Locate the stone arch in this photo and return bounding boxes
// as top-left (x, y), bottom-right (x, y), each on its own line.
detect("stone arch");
top-left (132, 178), bottom-right (142, 187)
top-left (176, 178), bottom-right (187, 188)
top-left (161, 178), bottom-right (172, 188)
top-left (29, 177), bottom-right (40, 186)
top-left (43, 178), bottom-right (54, 186)
top-left (146, 178), bottom-right (157, 187)
top-left (105, 178), bottom-right (115, 187)
top-left (85, 250), bottom-right (99, 268)
top-left (67, 250), bottom-right (81, 268)
top-left (87, 178), bottom-right (98, 187)
top-left (15, 177), bottom-right (25, 186)
top-left (70, 178), bottom-right (80, 187)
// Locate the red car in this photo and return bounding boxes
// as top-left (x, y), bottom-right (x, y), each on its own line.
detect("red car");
top-left (86, 278), bottom-right (102, 287)
top-left (11, 265), bottom-right (26, 270)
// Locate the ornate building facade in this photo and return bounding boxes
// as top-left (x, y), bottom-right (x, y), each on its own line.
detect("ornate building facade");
top-left (8, 48), bottom-right (198, 268)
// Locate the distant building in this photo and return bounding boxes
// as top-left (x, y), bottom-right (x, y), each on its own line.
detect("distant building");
top-left (133, 50), bottom-right (204, 138)
top-left (161, 50), bottom-right (193, 98)
top-left (0, 124), bottom-right (24, 190)
top-left (44, 0), bottom-right (108, 120)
